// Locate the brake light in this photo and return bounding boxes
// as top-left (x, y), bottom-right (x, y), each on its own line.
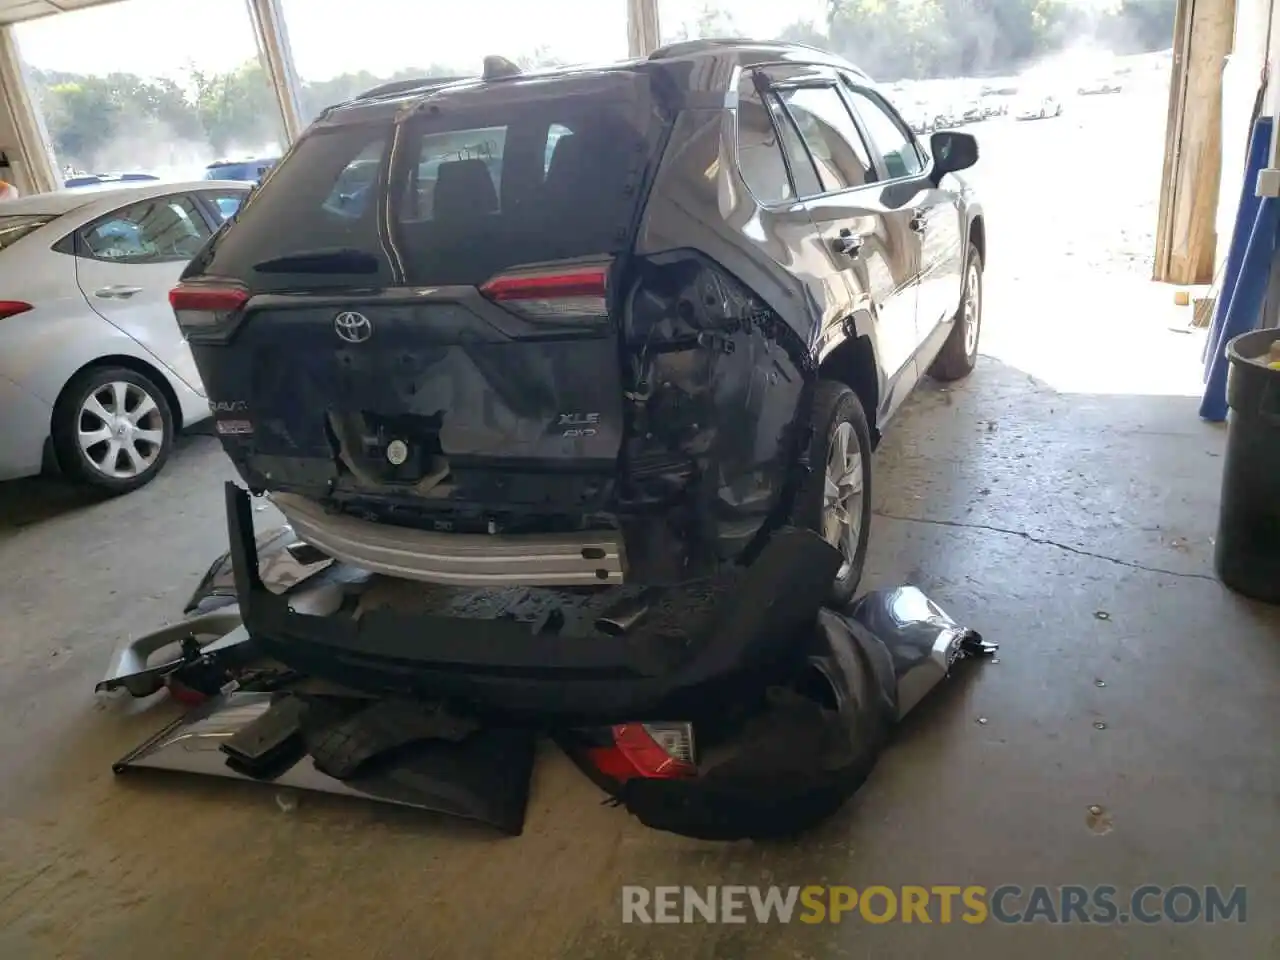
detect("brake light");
top-left (584, 722), bottom-right (697, 782)
top-left (480, 265), bottom-right (608, 321)
top-left (0, 300), bottom-right (32, 320)
top-left (169, 282), bottom-right (249, 332)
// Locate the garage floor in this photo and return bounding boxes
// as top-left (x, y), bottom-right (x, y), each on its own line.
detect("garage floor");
top-left (2, 104), bottom-right (1278, 957)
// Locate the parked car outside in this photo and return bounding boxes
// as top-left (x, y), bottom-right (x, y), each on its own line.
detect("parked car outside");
top-left (175, 41), bottom-right (985, 622)
top-left (203, 158), bottom-right (279, 183)
top-left (0, 180), bottom-right (252, 492)
top-left (1015, 94), bottom-right (1063, 120)
top-left (65, 173), bottom-right (160, 189)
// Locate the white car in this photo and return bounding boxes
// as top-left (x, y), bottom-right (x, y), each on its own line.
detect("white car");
top-left (1015, 95), bottom-right (1063, 120)
top-left (0, 180), bottom-right (252, 492)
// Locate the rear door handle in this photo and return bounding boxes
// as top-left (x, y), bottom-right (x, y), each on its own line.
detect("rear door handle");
top-left (834, 231), bottom-right (864, 258)
top-left (94, 285), bottom-right (143, 299)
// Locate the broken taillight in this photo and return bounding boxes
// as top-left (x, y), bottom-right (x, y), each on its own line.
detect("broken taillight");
top-left (585, 722), bottom-right (697, 782)
top-left (169, 282), bottom-right (250, 334)
top-left (479, 264), bottom-right (609, 322)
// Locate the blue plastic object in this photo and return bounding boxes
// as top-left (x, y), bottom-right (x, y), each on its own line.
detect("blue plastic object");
top-left (1201, 117), bottom-right (1279, 421)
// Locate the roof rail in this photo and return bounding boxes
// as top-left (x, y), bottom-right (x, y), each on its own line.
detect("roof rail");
top-left (647, 38), bottom-right (746, 61)
top-left (354, 76), bottom-right (471, 100)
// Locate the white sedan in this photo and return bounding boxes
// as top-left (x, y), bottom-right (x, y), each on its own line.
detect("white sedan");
top-left (0, 179), bottom-right (251, 493)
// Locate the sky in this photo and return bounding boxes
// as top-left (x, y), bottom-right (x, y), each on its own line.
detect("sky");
top-left (15, 0), bottom-right (828, 82)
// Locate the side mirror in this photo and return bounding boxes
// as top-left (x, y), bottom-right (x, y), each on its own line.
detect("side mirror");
top-left (929, 130), bottom-right (978, 180)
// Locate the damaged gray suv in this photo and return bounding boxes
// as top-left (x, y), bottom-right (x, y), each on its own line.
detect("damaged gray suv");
top-left (174, 41), bottom-right (984, 606)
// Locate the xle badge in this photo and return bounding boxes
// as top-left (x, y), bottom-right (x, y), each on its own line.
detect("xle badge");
top-left (559, 412), bottom-right (600, 438)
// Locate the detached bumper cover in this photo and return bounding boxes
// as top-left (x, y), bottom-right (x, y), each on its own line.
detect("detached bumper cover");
top-left (225, 483), bottom-right (843, 724)
top-left (612, 587), bottom-right (996, 841)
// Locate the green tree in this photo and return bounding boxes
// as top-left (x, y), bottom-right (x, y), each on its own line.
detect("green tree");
top-left (191, 62), bottom-right (282, 155)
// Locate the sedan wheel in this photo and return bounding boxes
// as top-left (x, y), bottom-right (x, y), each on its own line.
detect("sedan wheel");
top-left (53, 365), bottom-right (175, 494)
top-left (78, 380), bottom-right (165, 479)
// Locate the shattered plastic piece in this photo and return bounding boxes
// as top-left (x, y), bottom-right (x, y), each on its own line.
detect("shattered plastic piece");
top-left (1093, 721), bottom-right (1107, 730)
top-left (582, 585), bottom-right (993, 841)
top-left (275, 791), bottom-right (298, 813)
top-left (976, 717), bottom-right (989, 725)
top-left (1094, 611), bottom-right (1111, 621)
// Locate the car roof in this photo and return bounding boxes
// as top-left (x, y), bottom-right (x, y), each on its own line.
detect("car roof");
top-left (2, 179), bottom-right (252, 218)
top-left (316, 40), bottom-right (872, 126)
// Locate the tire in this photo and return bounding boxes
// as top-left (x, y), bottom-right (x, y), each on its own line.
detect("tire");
top-left (788, 380), bottom-right (873, 605)
top-left (928, 242), bottom-right (984, 383)
top-left (52, 365), bottom-right (175, 494)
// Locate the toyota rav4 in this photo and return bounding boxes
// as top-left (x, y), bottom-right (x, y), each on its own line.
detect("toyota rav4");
top-left (174, 41), bottom-right (984, 609)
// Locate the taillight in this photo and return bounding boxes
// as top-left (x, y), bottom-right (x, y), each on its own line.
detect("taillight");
top-left (584, 722), bottom-right (697, 782)
top-left (169, 282), bottom-right (249, 333)
top-left (0, 300), bottom-right (32, 320)
top-left (480, 264), bottom-right (609, 321)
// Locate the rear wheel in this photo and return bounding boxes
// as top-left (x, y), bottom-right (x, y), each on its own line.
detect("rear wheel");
top-left (52, 365), bottom-right (174, 494)
top-left (789, 381), bottom-right (873, 605)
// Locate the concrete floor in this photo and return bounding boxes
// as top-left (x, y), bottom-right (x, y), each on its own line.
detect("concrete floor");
top-left (2, 101), bottom-right (1279, 957)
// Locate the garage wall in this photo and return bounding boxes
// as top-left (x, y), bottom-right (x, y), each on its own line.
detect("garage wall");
top-left (1217, 0), bottom-right (1273, 248)
top-left (0, 25), bottom-right (56, 193)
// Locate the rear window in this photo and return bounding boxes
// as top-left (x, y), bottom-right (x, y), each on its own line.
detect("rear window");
top-left (198, 75), bottom-right (658, 290)
top-left (0, 215), bottom-right (53, 251)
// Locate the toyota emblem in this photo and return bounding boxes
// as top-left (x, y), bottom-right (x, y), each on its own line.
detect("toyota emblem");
top-left (334, 311), bottom-right (373, 344)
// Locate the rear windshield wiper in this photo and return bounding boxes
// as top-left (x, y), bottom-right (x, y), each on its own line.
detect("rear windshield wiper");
top-left (252, 248), bottom-right (381, 274)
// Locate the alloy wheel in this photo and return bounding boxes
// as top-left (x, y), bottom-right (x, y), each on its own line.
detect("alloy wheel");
top-left (77, 380), bottom-right (165, 479)
top-left (963, 260), bottom-right (982, 357)
top-left (822, 421), bottom-right (864, 580)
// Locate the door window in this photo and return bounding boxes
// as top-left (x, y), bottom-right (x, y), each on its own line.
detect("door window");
top-left (79, 195), bottom-right (211, 263)
top-left (201, 190), bottom-right (246, 224)
top-left (735, 76), bottom-right (794, 205)
top-left (842, 85), bottom-right (925, 181)
top-left (776, 86), bottom-right (875, 193)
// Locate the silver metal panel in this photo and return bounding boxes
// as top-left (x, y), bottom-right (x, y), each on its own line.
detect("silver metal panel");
top-left (272, 492), bottom-right (627, 586)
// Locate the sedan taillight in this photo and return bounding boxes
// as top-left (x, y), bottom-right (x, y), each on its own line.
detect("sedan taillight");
top-left (0, 300), bottom-right (33, 320)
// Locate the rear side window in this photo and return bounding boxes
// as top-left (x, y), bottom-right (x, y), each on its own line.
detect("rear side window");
top-left (777, 86), bottom-right (875, 192)
top-left (79, 195), bottom-right (211, 263)
top-left (198, 75), bottom-right (658, 291)
top-left (735, 75), bottom-right (793, 205)
top-left (0, 215), bottom-right (53, 251)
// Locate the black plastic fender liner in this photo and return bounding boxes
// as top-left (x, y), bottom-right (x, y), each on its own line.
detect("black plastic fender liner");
top-left (225, 483), bottom-right (845, 725)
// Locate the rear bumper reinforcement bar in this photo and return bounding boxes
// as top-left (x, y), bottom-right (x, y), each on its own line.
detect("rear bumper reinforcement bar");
top-left (272, 492), bottom-right (627, 587)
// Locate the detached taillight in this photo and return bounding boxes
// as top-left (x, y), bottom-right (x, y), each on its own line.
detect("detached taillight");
top-left (169, 282), bottom-right (249, 333)
top-left (0, 300), bottom-right (32, 320)
top-left (480, 264), bottom-right (609, 322)
top-left (585, 722), bottom-right (697, 782)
